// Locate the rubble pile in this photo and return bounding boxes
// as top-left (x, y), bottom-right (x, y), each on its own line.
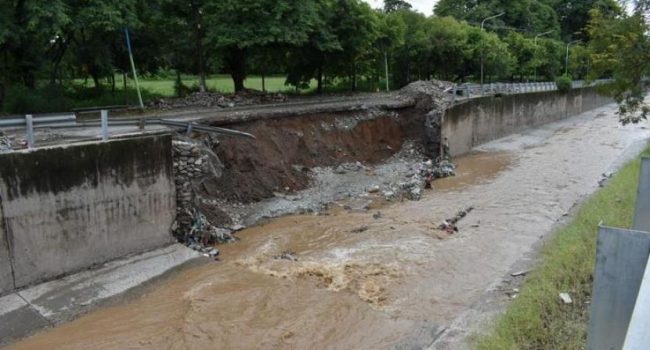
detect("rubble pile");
top-left (147, 89), bottom-right (287, 110)
top-left (0, 134), bottom-right (13, 152)
top-left (380, 158), bottom-right (456, 202)
top-left (171, 139), bottom-right (235, 256)
top-left (373, 140), bottom-right (456, 202)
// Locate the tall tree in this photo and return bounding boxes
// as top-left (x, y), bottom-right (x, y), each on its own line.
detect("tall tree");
top-left (383, 0), bottom-right (412, 13)
top-left (204, 0), bottom-right (321, 92)
top-left (588, 3), bottom-right (650, 124)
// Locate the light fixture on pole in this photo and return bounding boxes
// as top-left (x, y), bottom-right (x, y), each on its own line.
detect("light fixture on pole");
top-left (565, 39), bottom-right (582, 76)
top-left (481, 12), bottom-right (505, 94)
top-left (534, 30), bottom-right (553, 82)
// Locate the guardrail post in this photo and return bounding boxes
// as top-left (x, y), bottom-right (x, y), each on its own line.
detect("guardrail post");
top-left (25, 114), bottom-right (34, 148)
top-left (451, 85), bottom-right (457, 104)
top-left (100, 110), bottom-right (109, 141)
top-left (466, 85), bottom-right (471, 99)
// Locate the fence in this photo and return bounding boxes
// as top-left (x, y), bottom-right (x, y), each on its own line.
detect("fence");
top-left (587, 157), bottom-right (650, 350)
top-left (447, 79), bottom-right (613, 104)
top-left (0, 110), bottom-right (254, 151)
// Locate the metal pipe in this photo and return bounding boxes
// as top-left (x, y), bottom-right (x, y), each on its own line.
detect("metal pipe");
top-left (101, 110), bottom-right (109, 141)
top-left (25, 115), bottom-right (34, 148)
top-left (124, 28), bottom-right (144, 109)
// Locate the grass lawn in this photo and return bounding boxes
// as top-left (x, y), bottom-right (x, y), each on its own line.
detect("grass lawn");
top-left (110, 74), bottom-right (311, 96)
top-left (475, 145), bottom-right (650, 350)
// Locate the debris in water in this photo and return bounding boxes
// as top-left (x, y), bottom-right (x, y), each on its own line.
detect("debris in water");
top-left (439, 207), bottom-right (474, 233)
top-left (273, 251), bottom-right (298, 262)
top-left (351, 226), bottom-right (370, 233)
top-left (598, 172), bottom-right (613, 187)
top-left (559, 292), bottom-right (573, 304)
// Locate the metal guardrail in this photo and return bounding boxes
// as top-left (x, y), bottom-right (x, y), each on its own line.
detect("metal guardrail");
top-left (447, 79), bottom-right (613, 104)
top-left (0, 110), bottom-right (255, 150)
top-left (587, 157), bottom-right (650, 350)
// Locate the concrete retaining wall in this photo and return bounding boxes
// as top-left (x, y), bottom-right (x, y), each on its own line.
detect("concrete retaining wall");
top-left (442, 87), bottom-right (612, 156)
top-left (0, 134), bottom-right (176, 294)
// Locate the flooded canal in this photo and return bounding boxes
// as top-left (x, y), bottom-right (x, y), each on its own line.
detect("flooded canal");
top-left (7, 105), bottom-right (650, 350)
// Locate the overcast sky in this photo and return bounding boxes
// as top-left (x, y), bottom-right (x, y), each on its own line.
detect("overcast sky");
top-left (363, 0), bottom-right (438, 16)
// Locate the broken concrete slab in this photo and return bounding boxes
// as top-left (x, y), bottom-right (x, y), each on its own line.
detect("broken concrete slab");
top-left (0, 244), bottom-right (201, 346)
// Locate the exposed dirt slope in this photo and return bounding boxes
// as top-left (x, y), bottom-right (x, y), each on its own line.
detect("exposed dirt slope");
top-left (202, 109), bottom-right (425, 202)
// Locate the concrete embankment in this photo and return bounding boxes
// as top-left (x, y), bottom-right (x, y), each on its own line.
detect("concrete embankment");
top-left (0, 134), bottom-right (177, 294)
top-left (442, 86), bottom-right (612, 156)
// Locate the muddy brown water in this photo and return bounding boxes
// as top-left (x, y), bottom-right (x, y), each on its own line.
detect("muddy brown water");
top-left (7, 105), bottom-right (650, 350)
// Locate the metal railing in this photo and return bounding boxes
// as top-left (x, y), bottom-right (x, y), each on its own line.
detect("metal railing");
top-left (447, 79), bottom-right (613, 104)
top-left (587, 157), bottom-right (650, 350)
top-left (0, 110), bottom-right (255, 151)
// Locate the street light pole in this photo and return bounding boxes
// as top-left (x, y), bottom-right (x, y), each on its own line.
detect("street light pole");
top-left (481, 12), bottom-right (505, 94)
top-left (534, 30), bottom-right (553, 82)
top-left (565, 39), bottom-right (582, 76)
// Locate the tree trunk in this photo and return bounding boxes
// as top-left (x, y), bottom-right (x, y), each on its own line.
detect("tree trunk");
top-left (0, 82), bottom-right (4, 110)
top-left (111, 72), bottom-right (116, 94)
top-left (123, 72), bottom-right (128, 105)
top-left (317, 65), bottom-right (323, 94)
top-left (229, 47), bottom-right (246, 93)
top-left (262, 73), bottom-right (266, 92)
top-left (351, 65), bottom-right (357, 92)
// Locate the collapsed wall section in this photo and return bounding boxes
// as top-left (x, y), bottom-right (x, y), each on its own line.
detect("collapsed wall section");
top-left (0, 134), bottom-right (176, 292)
top-left (202, 109), bottom-right (427, 203)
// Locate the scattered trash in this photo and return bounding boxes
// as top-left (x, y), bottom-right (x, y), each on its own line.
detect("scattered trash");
top-left (511, 270), bottom-right (531, 277)
top-left (559, 292), bottom-right (573, 304)
top-left (598, 172), bottom-right (613, 187)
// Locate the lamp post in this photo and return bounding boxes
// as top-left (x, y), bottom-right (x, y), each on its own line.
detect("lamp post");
top-left (565, 39), bottom-right (582, 76)
top-left (533, 30), bottom-right (553, 82)
top-left (481, 12), bottom-right (505, 94)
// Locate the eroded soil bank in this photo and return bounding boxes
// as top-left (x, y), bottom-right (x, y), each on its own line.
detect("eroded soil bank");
top-left (7, 103), bottom-right (650, 350)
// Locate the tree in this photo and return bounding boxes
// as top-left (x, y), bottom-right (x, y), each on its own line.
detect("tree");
top-left (544, 0), bottom-right (620, 40)
top-left (504, 32), bottom-right (536, 81)
top-left (204, 0), bottom-right (321, 92)
top-left (285, 0), bottom-right (342, 93)
top-left (383, 0), bottom-right (412, 13)
top-left (588, 4), bottom-right (650, 124)
top-left (327, 0), bottom-right (379, 91)
top-left (434, 0), bottom-right (560, 35)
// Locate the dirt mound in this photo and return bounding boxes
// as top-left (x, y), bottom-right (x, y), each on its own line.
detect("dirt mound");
top-left (147, 89), bottom-right (288, 110)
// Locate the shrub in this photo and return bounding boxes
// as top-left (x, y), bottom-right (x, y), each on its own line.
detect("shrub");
top-left (556, 74), bottom-right (573, 93)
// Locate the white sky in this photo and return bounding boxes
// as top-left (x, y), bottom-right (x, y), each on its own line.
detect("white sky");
top-left (363, 0), bottom-right (439, 16)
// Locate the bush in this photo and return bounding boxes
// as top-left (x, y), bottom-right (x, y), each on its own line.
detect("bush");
top-left (3, 85), bottom-right (71, 114)
top-left (556, 74), bottom-right (573, 93)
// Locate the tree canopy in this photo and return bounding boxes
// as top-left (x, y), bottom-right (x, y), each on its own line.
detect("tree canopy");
top-left (0, 0), bottom-right (644, 113)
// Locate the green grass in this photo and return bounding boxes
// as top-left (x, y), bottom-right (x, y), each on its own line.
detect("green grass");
top-left (475, 145), bottom-right (650, 350)
top-left (110, 74), bottom-right (310, 96)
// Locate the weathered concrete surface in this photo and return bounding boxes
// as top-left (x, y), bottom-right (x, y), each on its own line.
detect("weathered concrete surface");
top-left (0, 212), bottom-right (14, 294)
top-left (0, 134), bottom-right (176, 291)
top-left (0, 244), bottom-right (202, 346)
top-left (442, 87), bottom-right (612, 156)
